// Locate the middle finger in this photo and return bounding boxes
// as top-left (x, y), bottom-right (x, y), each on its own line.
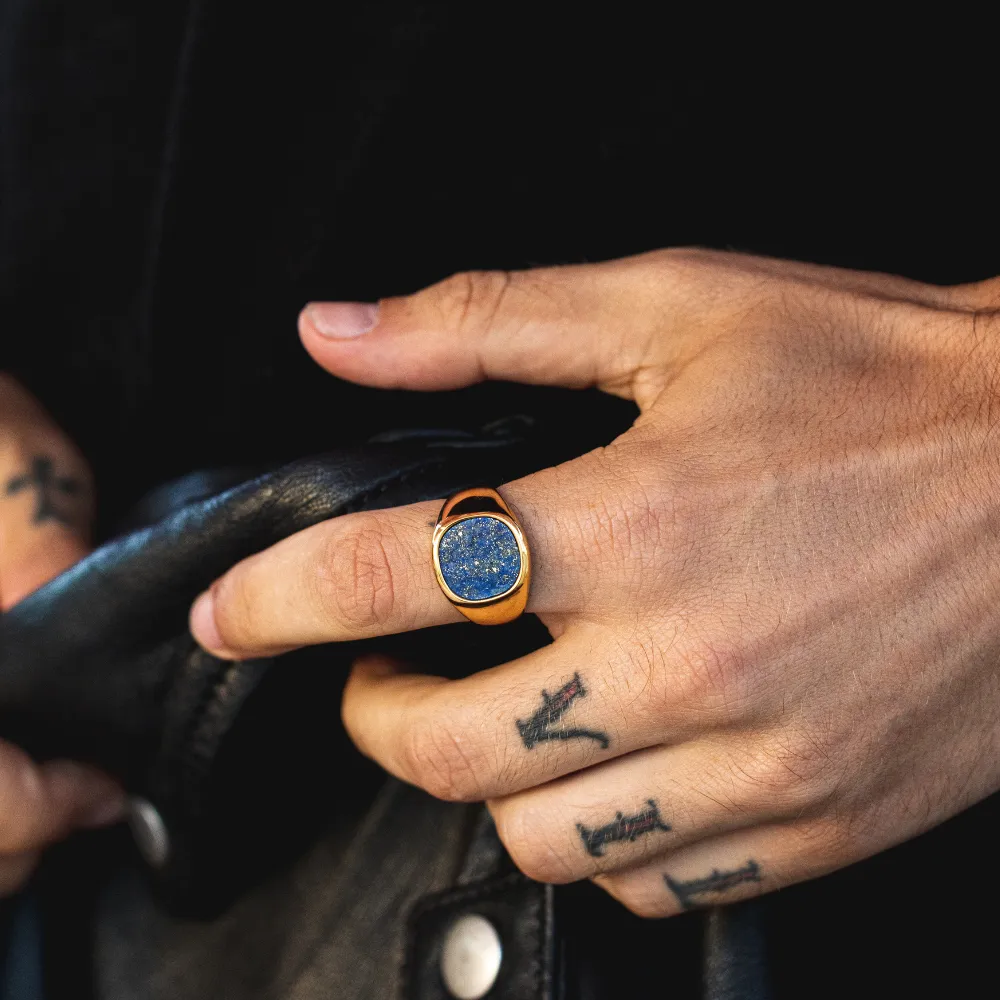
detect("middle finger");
top-left (340, 633), bottom-right (724, 802)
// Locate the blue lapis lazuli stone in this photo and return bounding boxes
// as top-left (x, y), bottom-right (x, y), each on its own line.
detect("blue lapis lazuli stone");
top-left (438, 516), bottom-right (521, 601)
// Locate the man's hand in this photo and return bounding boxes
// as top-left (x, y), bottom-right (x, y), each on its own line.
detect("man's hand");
top-left (189, 250), bottom-right (1000, 916)
top-left (0, 375), bottom-right (124, 896)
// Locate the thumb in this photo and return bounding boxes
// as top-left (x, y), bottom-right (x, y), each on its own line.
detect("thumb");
top-left (299, 255), bottom-right (675, 399)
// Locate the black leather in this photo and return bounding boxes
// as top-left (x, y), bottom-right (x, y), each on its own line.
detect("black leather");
top-left (704, 902), bottom-right (772, 1000)
top-left (0, 420), bottom-right (554, 914)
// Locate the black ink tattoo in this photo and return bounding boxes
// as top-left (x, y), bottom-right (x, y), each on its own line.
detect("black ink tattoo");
top-left (664, 859), bottom-right (762, 910)
top-left (577, 799), bottom-right (671, 857)
top-left (4, 456), bottom-right (82, 526)
top-left (516, 672), bottom-right (610, 750)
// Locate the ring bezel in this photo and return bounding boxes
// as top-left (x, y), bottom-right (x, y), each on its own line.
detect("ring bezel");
top-left (432, 488), bottom-right (531, 625)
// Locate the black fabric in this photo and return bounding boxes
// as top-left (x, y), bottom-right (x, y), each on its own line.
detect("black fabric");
top-left (2, 7), bottom-right (995, 530)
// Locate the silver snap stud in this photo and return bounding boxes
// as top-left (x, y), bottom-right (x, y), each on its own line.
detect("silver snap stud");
top-left (440, 913), bottom-right (502, 1000)
top-left (127, 797), bottom-right (170, 869)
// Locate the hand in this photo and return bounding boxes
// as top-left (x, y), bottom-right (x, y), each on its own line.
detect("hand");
top-left (189, 251), bottom-right (1000, 916)
top-left (0, 375), bottom-right (125, 896)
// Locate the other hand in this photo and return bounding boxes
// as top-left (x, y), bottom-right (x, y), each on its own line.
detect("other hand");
top-left (0, 375), bottom-right (124, 896)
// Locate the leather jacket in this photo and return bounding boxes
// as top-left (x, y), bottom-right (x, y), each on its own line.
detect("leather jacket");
top-left (2, 5), bottom-right (998, 998)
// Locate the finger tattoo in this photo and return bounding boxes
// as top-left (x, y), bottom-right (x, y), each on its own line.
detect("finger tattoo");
top-left (4, 456), bottom-right (83, 526)
top-left (577, 799), bottom-right (671, 857)
top-left (664, 860), bottom-right (762, 910)
top-left (516, 672), bottom-right (610, 750)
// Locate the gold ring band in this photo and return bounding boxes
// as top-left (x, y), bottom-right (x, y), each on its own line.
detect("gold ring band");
top-left (432, 487), bottom-right (531, 625)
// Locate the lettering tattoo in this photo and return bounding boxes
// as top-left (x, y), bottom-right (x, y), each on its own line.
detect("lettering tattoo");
top-left (516, 672), bottom-right (610, 750)
top-left (4, 456), bottom-right (82, 526)
top-left (577, 798), bottom-right (671, 857)
top-left (664, 860), bottom-right (762, 910)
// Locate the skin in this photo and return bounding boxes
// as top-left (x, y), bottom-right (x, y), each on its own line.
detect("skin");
top-left (188, 249), bottom-right (1000, 917)
top-left (0, 375), bottom-right (125, 897)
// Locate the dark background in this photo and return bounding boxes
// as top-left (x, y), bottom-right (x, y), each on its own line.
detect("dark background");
top-left (3, 4), bottom-right (996, 533)
top-left (1, 4), bottom-right (998, 997)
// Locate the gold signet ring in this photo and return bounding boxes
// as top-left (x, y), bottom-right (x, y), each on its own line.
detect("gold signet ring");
top-left (432, 487), bottom-right (531, 625)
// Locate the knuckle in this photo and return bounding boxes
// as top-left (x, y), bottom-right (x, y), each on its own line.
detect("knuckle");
top-left (646, 246), bottom-right (723, 286)
top-left (581, 472), bottom-right (670, 572)
top-left (544, 453), bottom-right (676, 601)
top-left (321, 517), bottom-right (401, 631)
top-left (400, 716), bottom-right (487, 803)
top-left (643, 247), bottom-right (768, 318)
top-left (671, 634), bottom-right (753, 710)
top-left (494, 805), bottom-right (579, 884)
top-left (425, 269), bottom-right (512, 334)
top-left (727, 727), bottom-right (846, 814)
top-left (789, 813), bottom-right (856, 865)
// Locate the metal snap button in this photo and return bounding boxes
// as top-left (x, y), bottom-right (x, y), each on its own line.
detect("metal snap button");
top-left (439, 913), bottom-right (503, 999)
top-left (127, 797), bottom-right (170, 869)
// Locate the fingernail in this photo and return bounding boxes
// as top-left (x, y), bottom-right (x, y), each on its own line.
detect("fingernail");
top-left (80, 794), bottom-right (127, 829)
top-left (307, 301), bottom-right (379, 338)
top-left (190, 590), bottom-right (225, 653)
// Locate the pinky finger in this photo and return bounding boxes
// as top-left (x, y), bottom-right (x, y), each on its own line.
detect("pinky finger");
top-left (0, 851), bottom-right (40, 898)
top-left (593, 821), bottom-right (843, 919)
